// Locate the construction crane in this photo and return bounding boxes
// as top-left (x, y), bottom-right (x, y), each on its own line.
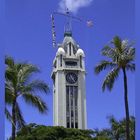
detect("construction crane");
top-left (51, 9), bottom-right (93, 48)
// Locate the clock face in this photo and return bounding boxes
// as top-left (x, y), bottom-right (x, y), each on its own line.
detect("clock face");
top-left (66, 72), bottom-right (78, 84)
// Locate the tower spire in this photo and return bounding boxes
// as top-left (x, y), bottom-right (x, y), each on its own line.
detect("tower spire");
top-left (64, 8), bottom-right (72, 37)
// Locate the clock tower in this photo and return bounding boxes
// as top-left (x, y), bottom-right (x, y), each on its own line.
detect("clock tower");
top-left (51, 30), bottom-right (87, 129)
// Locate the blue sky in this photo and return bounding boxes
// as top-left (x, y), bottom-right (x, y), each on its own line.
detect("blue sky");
top-left (3, 0), bottom-right (135, 139)
top-left (136, 0), bottom-right (140, 139)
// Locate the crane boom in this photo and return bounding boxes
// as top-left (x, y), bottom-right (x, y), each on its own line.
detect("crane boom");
top-left (53, 12), bottom-right (82, 22)
top-left (50, 10), bottom-right (93, 48)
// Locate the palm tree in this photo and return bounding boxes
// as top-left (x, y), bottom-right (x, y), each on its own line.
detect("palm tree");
top-left (107, 116), bottom-right (125, 140)
top-left (119, 116), bottom-right (135, 140)
top-left (5, 56), bottom-right (49, 140)
top-left (94, 36), bottom-right (135, 140)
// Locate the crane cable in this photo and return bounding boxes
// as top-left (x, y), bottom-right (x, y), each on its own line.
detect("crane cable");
top-left (51, 14), bottom-right (56, 48)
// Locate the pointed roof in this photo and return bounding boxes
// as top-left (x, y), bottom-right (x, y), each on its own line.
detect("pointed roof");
top-left (61, 34), bottom-right (79, 50)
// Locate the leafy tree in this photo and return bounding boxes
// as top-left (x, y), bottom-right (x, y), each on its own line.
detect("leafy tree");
top-left (94, 36), bottom-right (135, 140)
top-left (94, 128), bottom-right (112, 140)
top-left (5, 56), bottom-right (49, 140)
top-left (13, 116), bottom-right (135, 140)
top-left (94, 116), bottom-right (135, 140)
top-left (118, 116), bottom-right (135, 140)
top-left (14, 124), bottom-right (95, 140)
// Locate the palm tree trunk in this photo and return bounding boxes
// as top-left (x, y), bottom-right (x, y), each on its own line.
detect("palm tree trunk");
top-left (122, 68), bottom-right (130, 140)
top-left (12, 98), bottom-right (16, 140)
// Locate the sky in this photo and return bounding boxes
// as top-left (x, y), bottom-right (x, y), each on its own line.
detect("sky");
top-left (135, 0), bottom-right (140, 139)
top-left (2, 0), bottom-right (136, 139)
top-left (0, 0), bottom-right (5, 139)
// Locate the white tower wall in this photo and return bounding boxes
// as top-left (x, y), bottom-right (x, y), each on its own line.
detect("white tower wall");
top-left (52, 34), bottom-right (87, 129)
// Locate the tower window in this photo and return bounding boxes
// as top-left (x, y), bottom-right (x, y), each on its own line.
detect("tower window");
top-left (65, 61), bottom-right (77, 66)
top-left (66, 86), bottom-right (78, 129)
top-left (69, 43), bottom-right (71, 56)
top-left (73, 47), bottom-right (76, 54)
top-left (67, 122), bottom-right (70, 128)
top-left (67, 116), bottom-right (70, 128)
top-left (71, 123), bottom-right (74, 128)
top-left (80, 55), bottom-right (82, 68)
top-left (75, 122), bottom-right (78, 128)
top-left (60, 55), bottom-right (62, 67)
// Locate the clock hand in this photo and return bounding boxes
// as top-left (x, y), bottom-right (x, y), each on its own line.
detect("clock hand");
top-left (70, 75), bottom-right (75, 82)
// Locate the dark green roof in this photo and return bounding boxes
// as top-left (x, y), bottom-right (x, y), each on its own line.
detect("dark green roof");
top-left (64, 31), bottom-right (72, 37)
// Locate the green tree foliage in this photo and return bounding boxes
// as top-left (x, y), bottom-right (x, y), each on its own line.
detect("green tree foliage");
top-left (14, 124), bottom-right (95, 140)
top-left (94, 36), bottom-right (135, 140)
top-left (14, 116), bottom-right (135, 140)
top-left (94, 116), bottom-right (135, 140)
top-left (5, 56), bottom-right (50, 140)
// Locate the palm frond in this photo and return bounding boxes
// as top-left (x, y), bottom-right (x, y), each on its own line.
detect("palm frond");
top-left (95, 60), bottom-right (117, 74)
top-left (21, 80), bottom-right (49, 94)
top-left (5, 107), bottom-right (12, 121)
top-left (112, 36), bottom-right (122, 50)
top-left (17, 64), bottom-right (40, 84)
top-left (107, 115), bottom-right (118, 126)
top-left (126, 63), bottom-right (135, 72)
top-left (101, 45), bottom-right (118, 59)
top-left (5, 58), bottom-right (18, 88)
top-left (102, 68), bottom-right (120, 91)
top-left (5, 90), bottom-right (14, 105)
top-left (5, 68), bottom-right (18, 88)
top-left (15, 102), bottom-right (25, 129)
top-left (22, 93), bottom-right (48, 114)
top-left (126, 47), bottom-right (135, 60)
top-left (5, 107), bottom-right (15, 127)
top-left (5, 56), bottom-right (15, 68)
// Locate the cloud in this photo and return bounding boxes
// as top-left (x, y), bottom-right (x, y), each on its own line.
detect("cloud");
top-left (58, 0), bottom-right (93, 14)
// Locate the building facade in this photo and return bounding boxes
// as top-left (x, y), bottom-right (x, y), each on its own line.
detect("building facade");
top-left (51, 31), bottom-right (87, 129)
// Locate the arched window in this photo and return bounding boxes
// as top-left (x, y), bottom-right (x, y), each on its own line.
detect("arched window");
top-left (73, 46), bottom-right (76, 54)
top-left (69, 43), bottom-right (71, 56)
top-left (80, 55), bottom-right (82, 68)
top-left (66, 86), bottom-right (78, 129)
top-left (60, 54), bottom-right (62, 67)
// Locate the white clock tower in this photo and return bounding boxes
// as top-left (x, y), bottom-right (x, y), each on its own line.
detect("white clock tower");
top-left (51, 29), bottom-right (87, 129)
